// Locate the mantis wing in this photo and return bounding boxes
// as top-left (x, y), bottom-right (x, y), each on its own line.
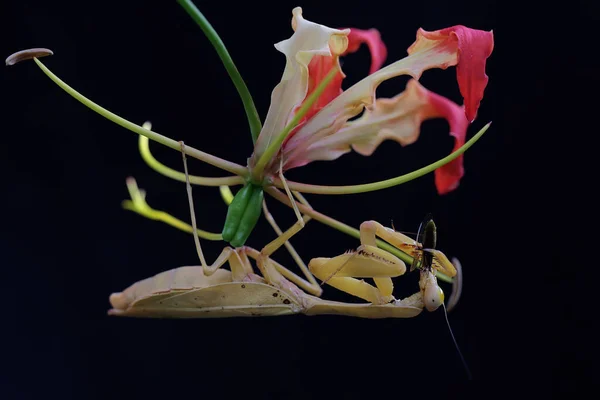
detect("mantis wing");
top-left (108, 266), bottom-right (302, 318)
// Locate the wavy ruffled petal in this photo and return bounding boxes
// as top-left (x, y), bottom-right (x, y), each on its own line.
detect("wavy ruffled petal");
top-left (283, 27), bottom-right (388, 147)
top-left (427, 92), bottom-right (469, 194)
top-left (344, 28), bottom-right (388, 74)
top-left (409, 26), bottom-right (494, 122)
top-left (284, 79), bottom-right (469, 194)
top-left (251, 7), bottom-right (349, 165)
top-left (283, 25), bottom-right (492, 165)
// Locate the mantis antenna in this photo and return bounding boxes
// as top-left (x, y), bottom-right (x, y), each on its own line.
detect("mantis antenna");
top-left (442, 303), bottom-right (472, 380)
top-left (180, 141), bottom-right (208, 268)
top-left (415, 214), bottom-right (470, 379)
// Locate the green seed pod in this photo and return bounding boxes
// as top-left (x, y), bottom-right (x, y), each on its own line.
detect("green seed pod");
top-left (221, 184), bottom-right (255, 242)
top-left (229, 187), bottom-right (264, 248)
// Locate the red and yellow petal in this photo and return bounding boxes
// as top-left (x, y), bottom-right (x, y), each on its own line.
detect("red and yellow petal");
top-left (408, 26), bottom-right (494, 122)
top-left (284, 27), bottom-right (389, 145)
top-left (251, 7), bottom-right (349, 167)
top-left (284, 25), bottom-right (492, 176)
top-left (285, 79), bottom-right (469, 194)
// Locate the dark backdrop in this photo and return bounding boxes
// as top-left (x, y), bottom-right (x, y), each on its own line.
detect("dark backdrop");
top-left (1, 0), bottom-right (589, 398)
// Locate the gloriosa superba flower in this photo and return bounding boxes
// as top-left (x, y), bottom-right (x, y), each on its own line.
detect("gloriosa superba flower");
top-left (251, 7), bottom-right (493, 193)
top-left (241, 7), bottom-right (494, 246)
top-left (6, 4), bottom-right (494, 262)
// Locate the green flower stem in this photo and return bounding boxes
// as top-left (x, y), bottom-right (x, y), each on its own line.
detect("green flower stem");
top-left (252, 66), bottom-right (339, 181)
top-left (33, 58), bottom-right (248, 177)
top-left (264, 186), bottom-right (453, 283)
top-left (123, 177), bottom-right (222, 241)
top-left (123, 200), bottom-right (222, 240)
top-left (139, 136), bottom-right (244, 186)
top-left (275, 122), bottom-right (491, 195)
top-left (219, 185), bottom-right (235, 204)
top-left (177, 0), bottom-right (262, 143)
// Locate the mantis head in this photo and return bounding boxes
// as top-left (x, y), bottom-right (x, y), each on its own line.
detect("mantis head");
top-left (421, 270), bottom-right (445, 312)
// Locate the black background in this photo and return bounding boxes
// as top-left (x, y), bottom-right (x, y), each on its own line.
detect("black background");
top-left (1, 0), bottom-right (590, 398)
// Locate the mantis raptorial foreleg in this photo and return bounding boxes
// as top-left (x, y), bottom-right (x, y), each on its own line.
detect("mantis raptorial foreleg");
top-left (308, 251), bottom-right (405, 304)
top-left (359, 220), bottom-right (412, 298)
top-left (359, 220), bottom-right (416, 255)
top-left (310, 218), bottom-right (458, 312)
top-left (307, 220), bottom-right (408, 304)
top-left (358, 220), bottom-right (455, 292)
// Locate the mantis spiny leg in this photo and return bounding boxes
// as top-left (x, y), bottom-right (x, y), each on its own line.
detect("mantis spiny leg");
top-left (362, 220), bottom-right (456, 277)
top-left (307, 220), bottom-right (412, 304)
top-left (359, 220), bottom-right (456, 306)
top-left (359, 220), bottom-right (413, 297)
top-left (308, 251), bottom-right (404, 305)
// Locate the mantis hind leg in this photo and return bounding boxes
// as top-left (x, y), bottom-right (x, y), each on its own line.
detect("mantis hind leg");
top-left (236, 218), bottom-right (310, 299)
top-left (261, 194), bottom-right (323, 296)
top-left (179, 141), bottom-right (244, 278)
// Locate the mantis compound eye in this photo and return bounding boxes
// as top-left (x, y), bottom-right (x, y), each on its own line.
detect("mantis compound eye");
top-left (424, 283), bottom-right (445, 312)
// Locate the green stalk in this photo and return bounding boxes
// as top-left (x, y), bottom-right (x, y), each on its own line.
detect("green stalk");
top-left (277, 122), bottom-right (491, 195)
top-left (177, 0), bottom-right (262, 143)
top-left (138, 135), bottom-right (244, 187)
top-left (33, 58), bottom-right (248, 177)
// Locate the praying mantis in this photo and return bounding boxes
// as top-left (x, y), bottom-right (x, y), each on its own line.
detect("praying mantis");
top-left (108, 142), bottom-right (461, 319)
